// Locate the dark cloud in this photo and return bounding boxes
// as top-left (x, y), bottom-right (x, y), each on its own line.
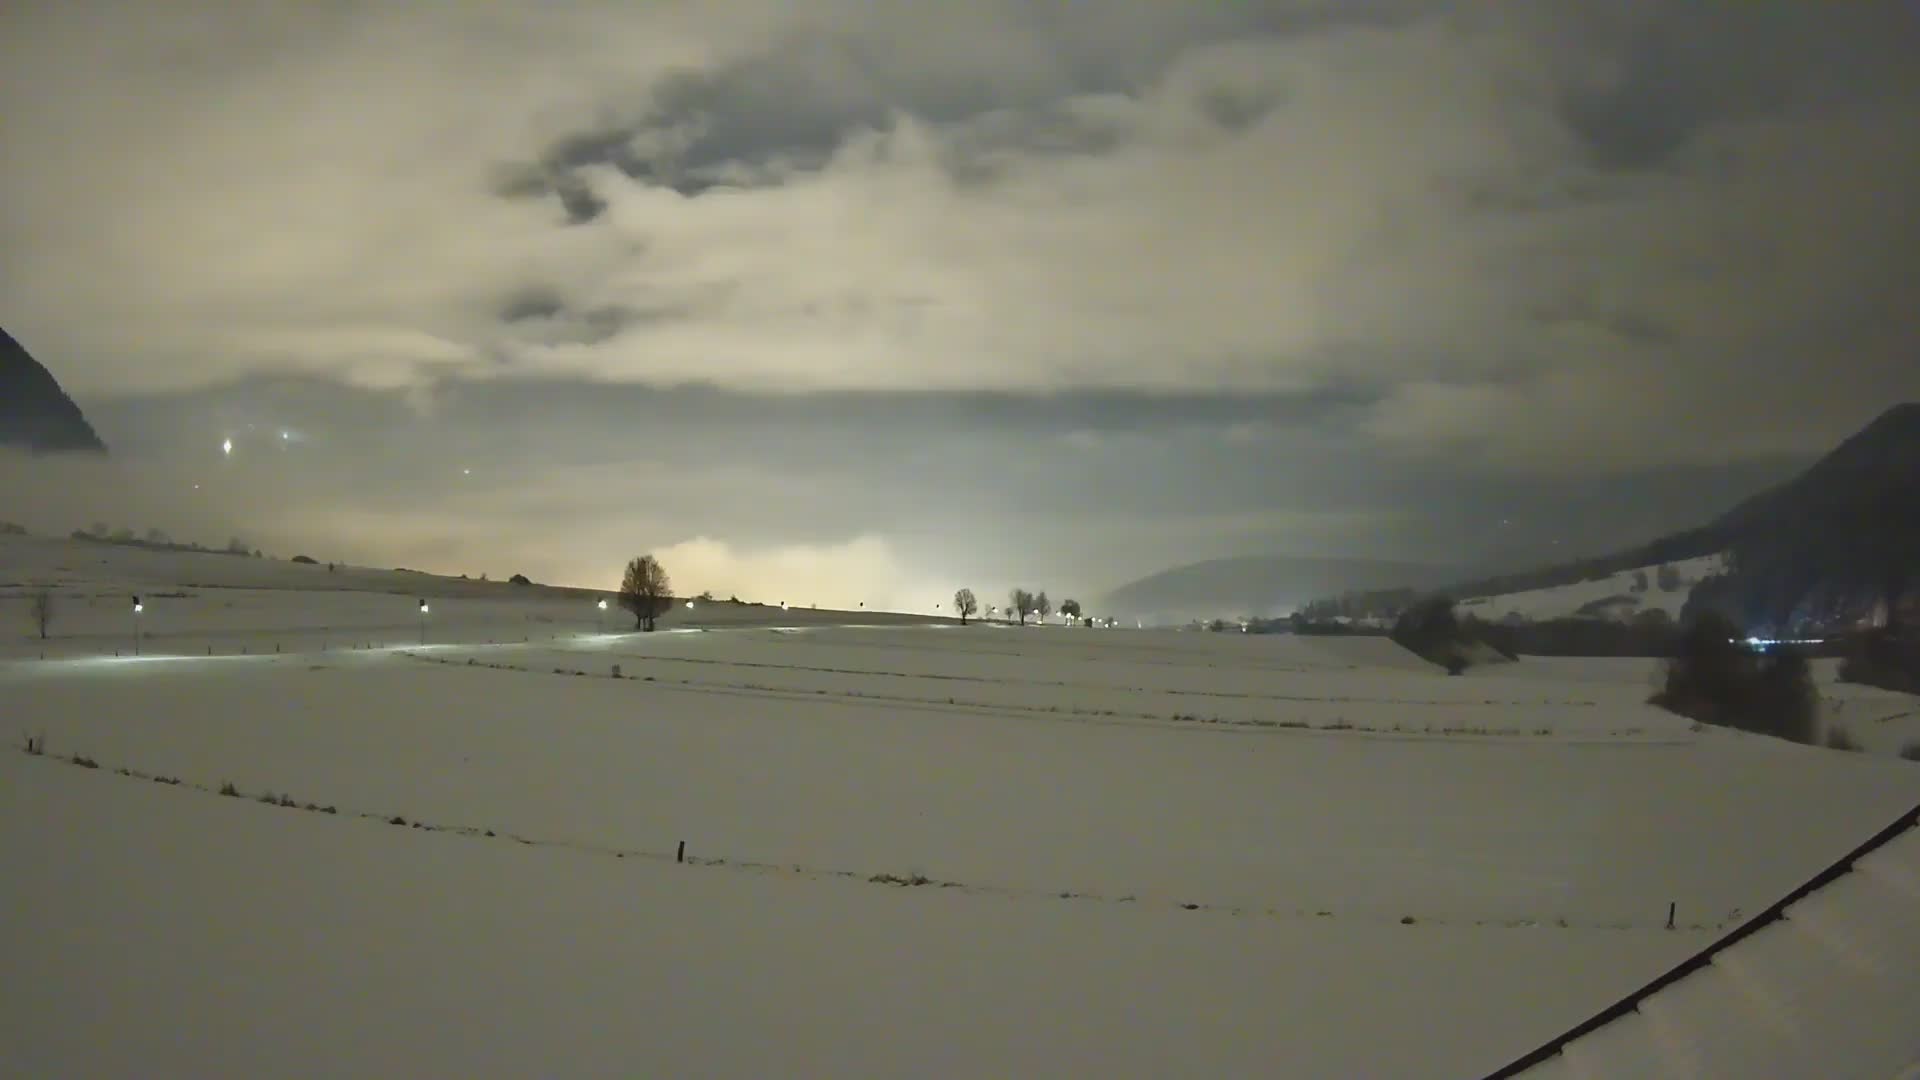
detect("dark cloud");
top-left (498, 290), bottom-right (566, 324)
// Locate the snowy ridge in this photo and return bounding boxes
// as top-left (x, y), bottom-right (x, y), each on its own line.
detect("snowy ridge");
top-left (1457, 554), bottom-right (1727, 624)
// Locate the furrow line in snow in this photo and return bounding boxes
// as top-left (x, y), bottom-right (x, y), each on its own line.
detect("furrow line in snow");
top-left (15, 744), bottom-right (1728, 934)
top-left (393, 650), bottom-right (1682, 746)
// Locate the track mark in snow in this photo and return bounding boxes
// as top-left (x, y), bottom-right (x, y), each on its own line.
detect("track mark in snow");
top-left (16, 745), bottom-right (1728, 933)
top-left (508, 642), bottom-right (1601, 709)
top-left (397, 650), bottom-right (1680, 745)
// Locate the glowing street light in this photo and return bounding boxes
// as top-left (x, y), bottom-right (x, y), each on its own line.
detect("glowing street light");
top-left (221, 438), bottom-right (233, 456)
top-left (418, 599), bottom-right (429, 644)
top-left (131, 595), bottom-right (143, 656)
top-left (596, 597), bottom-right (608, 633)
top-left (686, 600), bottom-right (696, 609)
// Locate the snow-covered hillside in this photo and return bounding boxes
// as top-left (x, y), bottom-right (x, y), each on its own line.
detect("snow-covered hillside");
top-left (4, 535), bottom-right (1917, 1076)
top-left (1458, 554), bottom-right (1727, 624)
top-left (0, 532), bottom-right (945, 656)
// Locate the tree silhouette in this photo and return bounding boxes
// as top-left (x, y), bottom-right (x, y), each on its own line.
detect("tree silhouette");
top-left (619, 555), bottom-right (672, 632)
top-left (953, 588), bottom-right (978, 625)
top-left (1009, 588), bottom-right (1035, 626)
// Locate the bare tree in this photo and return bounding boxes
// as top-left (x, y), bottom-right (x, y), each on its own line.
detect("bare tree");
top-left (30, 589), bottom-right (53, 640)
top-left (1036, 591), bottom-right (1052, 622)
top-left (619, 555), bottom-right (673, 632)
top-left (953, 588), bottom-right (978, 625)
top-left (1009, 588), bottom-right (1035, 626)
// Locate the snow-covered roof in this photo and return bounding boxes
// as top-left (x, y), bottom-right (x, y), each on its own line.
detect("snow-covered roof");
top-left (1494, 803), bottom-right (1920, 1078)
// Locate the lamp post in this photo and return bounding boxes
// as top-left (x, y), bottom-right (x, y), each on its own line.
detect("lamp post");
top-left (132, 595), bottom-right (143, 656)
top-left (418, 599), bottom-right (429, 645)
top-left (596, 597), bottom-right (608, 633)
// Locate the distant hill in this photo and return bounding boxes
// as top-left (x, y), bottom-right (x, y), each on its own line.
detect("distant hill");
top-left (1313, 403), bottom-right (1920, 631)
top-left (1097, 556), bottom-right (1457, 623)
top-left (0, 326), bottom-right (107, 454)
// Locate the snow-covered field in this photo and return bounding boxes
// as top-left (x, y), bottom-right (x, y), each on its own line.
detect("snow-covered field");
top-left (1458, 554), bottom-right (1726, 624)
top-left (4, 537), bottom-right (1918, 1076)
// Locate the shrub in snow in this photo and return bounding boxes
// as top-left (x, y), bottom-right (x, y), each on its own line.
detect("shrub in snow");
top-left (1650, 613), bottom-right (1817, 745)
top-left (290, 555), bottom-right (318, 565)
top-left (1393, 595), bottom-right (1499, 669)
top-left (1823, 725), bottom-right (1863, 753)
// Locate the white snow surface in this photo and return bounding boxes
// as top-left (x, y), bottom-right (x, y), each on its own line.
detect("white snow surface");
top-left (4, 536), bottom-right (1918, 1077)
top-left (1457, 554), bottom-right (1727, 624)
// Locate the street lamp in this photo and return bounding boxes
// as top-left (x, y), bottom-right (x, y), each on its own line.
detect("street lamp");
top-left (596, 597), bottom-right (608, 633)
top-left (418, 599), bottom-right (429, 644)
top-left (132, 595), bottom-right (143, 656)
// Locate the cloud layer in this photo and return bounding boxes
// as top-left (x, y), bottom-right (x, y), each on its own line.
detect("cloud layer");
top-left (6, 1), bottom-right (1917, 471)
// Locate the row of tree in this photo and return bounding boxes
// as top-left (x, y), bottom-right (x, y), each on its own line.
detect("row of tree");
top-left (70, 524), bottom-right (262, 559)
top-left (950, 588), bottom-right (1085, 626)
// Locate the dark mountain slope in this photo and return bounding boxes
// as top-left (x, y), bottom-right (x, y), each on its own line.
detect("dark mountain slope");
top-left (0, 327), bottom-right (107, 454)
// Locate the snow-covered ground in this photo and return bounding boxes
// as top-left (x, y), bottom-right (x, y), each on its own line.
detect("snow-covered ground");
top-left (0, 532), bottom-right (944, 658)
top-left (4, 537), bottom-right (1918, 1076)
top-left (1457, 554), bottom-right (1727, 624)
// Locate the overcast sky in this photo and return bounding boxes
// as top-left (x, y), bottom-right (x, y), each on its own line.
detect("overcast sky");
top-left (3, 1), bottom-right (1916, 608)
